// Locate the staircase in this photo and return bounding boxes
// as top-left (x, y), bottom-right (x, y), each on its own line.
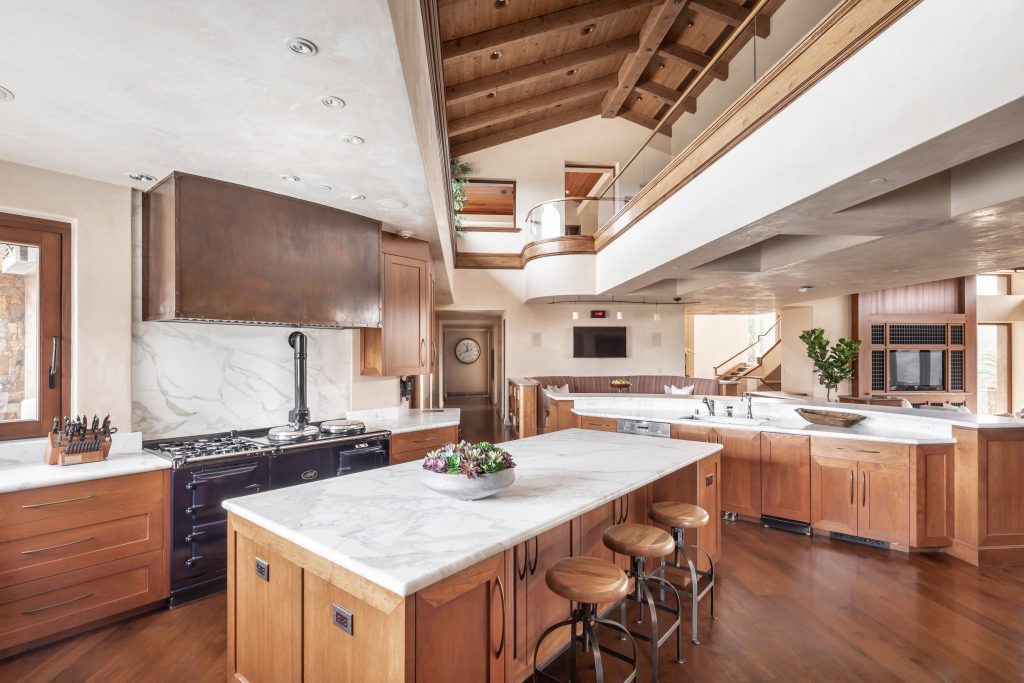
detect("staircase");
top-left (714, 319), bottom-right (782, 393)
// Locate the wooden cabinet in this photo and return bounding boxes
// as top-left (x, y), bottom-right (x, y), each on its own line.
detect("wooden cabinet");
top-left (670, 423), bottom-right (713, 442)
top-left (760, 433), bottom-right (811, 523)
top-left (649, 454), bottom-right (721, 572)
top-left (414, 552), bottom-right (508, 683)
top-left (390, 425), bottom-right (460, 465)
top-left (578, 415), bottom-right (616, 432)
top-left (858, 461), bottom-right (910, 545)
top-left (810, 456), bottom-right (858, 535)
top-left (510, 523), bottom-right (572, 680)
top-left (716, 428), bottom-right (761, 519)
top-left (361, 234), bottom-right (432, 377)
top-left (0, 471), bottom-right (169, 659)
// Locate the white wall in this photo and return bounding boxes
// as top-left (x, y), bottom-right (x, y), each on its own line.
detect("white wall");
top-left (444, 328), bottom-right (489, 395)
top-left (691, 315), bottom-right (755, 379)
top-left (441, 269), bottom-right (685, 379)
top-left (978, 279), bottom-right (1024, 413)
top-left (0, 159), bottom-right (133, 427)
top-left (780, 295), bottom-right (851, 400)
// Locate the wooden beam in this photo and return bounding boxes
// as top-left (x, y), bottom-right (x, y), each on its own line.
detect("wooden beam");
top-left (451, 103), bottom-right (598, 157)
top-left (619, 109), bottom-right (668, 133)
top-left (455, 252), bottom-right (522, 269)
top-left (448, 75), bottom-right (615, 137)
top-left (601, 0), bottom-right (688, 118)
top-left (445, 36), bottom-right (638, 106)
top-left (691, 0), bottom-right (769, 37)
top-left (442, 0), bottom-right (659, 63)
top-left (635, 80), bottom-right (697, 112)
top-left (658, 43), bottom-right (728, 80)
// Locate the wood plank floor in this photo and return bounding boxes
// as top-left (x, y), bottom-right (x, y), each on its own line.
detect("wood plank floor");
top-left (447, 394), bottom-right (515, 444)
top-left (4, 523), bottom-right (1023, 681)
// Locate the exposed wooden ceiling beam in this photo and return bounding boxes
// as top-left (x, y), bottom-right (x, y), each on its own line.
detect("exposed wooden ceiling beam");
top-left (445, 35), bottom-right (638, 106)
top-left (441, 0), bottom-right (659, 63)
top-left (451, 103), bottom-right (598, 157)
top-left (690, 0), bottom-right (769, 37)
top-left (634, 81), bottom-right (697, 112)
top-left (448, 76), bottom-right (615, 137)
top-left (619, 109), bottom-right (670, 135)
top-left (600, 0), bottom-right (688, 118)
top-left (658, 44), bottom-right (728, 80)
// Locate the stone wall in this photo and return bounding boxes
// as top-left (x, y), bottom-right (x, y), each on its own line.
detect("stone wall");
top-left (0, 269), bottom-right (27, 420)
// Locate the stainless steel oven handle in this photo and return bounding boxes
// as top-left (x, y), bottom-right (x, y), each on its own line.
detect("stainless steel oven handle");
top-left (185, 504), bottom-right (206, 515)
top-left (185, 554), bottom-right (204, 568)
top-left (185, 531), bottom-right (206, 544)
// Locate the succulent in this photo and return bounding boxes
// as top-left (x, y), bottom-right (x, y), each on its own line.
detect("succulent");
top-left (422, 440), bottom-right (516, 479)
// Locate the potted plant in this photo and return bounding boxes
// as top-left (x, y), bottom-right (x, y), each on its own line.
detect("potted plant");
top-left (451, 158), bottom-right (472, 235)
top-left (798, 328), bottom-right (862, 402)
top-left (422, 440), bottom-right (516, 500)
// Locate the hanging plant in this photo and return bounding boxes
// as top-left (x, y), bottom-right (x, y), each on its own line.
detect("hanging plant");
top-left (451, 158), bottom-right (472, 235)
top-left (799, 328), bottom-right (862, 402)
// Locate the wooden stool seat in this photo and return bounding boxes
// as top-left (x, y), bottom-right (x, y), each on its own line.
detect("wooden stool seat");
top-left (602, 523), bottom-right (676, 558)
top-left (546, 557), bottom-right (630, 605)
top-left (649, 502), bottom-right (710, 529)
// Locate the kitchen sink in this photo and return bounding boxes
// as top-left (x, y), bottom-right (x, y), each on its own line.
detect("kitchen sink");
top-left (678, 415), bottom-right (770, 427)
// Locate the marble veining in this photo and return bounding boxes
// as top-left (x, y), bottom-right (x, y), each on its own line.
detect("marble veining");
top-left (223, 429), bottom-right (721, 597)
top-left (351, 408), bottom-right (461, 435)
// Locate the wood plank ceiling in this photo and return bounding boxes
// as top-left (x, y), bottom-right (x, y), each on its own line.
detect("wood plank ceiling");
top-left (440, 0), bottom-right (785, 158)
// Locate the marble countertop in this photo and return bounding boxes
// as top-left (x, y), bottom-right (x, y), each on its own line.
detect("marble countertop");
top-left (0, 432), bottom-right (170, 494)
top-left (223, 429), bottom-right (721, 597)
top-left (360, 409), bottom-right (461, 435)
top-left (571, 408), bottom-right (955, 444)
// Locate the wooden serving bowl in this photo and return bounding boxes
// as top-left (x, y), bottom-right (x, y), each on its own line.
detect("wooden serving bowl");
top-left (795, 408), bottom-right (866, 428)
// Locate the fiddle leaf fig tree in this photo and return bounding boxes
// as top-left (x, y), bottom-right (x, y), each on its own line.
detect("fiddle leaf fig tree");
top-left (451, 158), bottom-right (472, 235)
top-left (799, 328), bottom-right (862, 401)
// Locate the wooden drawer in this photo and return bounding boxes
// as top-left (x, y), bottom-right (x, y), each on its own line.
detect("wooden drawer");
top-left (0, 499), bottom-right (164, 589)
top-left (0, 549), bottom-right (165, 655)
top-left (0, 471), bottom-right (165, 530)
top-left (578, 416), bottom-right (616, 432)
top-left (392, 446), bottom-right (436, 466)
top-left (392, 426), bottom-right (459, 455)
top-left (810, 437), bottom-right (909, 465)
top-left (671, 423), bottom-right (713, 441)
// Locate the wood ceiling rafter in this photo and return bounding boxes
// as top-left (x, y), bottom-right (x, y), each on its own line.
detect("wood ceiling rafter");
top-left (635, 80), bottom-right (697, 112)
top-left (451, 102), bottom-right (599, 158)
top-left (600, 0), bottom-right (689, 118)
top-left (659, 43), bottom-right (728, 80)
top-left (691, 0), bottom-right (770, 37)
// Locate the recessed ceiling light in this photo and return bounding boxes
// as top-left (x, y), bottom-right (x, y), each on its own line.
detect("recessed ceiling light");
top-left (798, 285), bottom-right (814, 293)
top-left (489, 50), bottom-right (503, 60)
top-left (128, 172), bottom-right (156, 183)
top-left (318, 95), bottom-right (345, 109)
top-left (486, 92), bottom-right (496, 99)
top-left (870, 177), bottom-right (887, 184)
top-left (349, 193), bottom-right (366, 201)
top-left (397, 230), bottom-right (415, 239)
top-left (342, 135), bottom-right (364, 145)
top-left (581, 24), bottom-right (596, 35)
top-left (566, 68), bottom-right (578, 76)
top-left (281, 174), bottom-right (300, 182)
top-left (494, 0), bottom-right (509, 7)
top-left (377, 199), bottom-right (408, 210)
top-left (0, 86), bottom-right (14, 102)
top-left (317, 184), bottom-right (333, 191)
top-left (286, 37), bottom-right (318, 56)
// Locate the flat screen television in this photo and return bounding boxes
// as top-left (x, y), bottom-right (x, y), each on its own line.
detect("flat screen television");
top-left (573, 326), bottom-right (626, 358)
top-left (888, 350), bottom-right (945, 391)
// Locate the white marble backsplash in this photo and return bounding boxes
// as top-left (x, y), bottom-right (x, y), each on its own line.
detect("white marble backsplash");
top-left (129, 192), bottom-right (353, 439)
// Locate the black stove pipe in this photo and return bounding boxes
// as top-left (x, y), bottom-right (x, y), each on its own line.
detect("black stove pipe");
top-left (287, 331), bottom-right (310, 429)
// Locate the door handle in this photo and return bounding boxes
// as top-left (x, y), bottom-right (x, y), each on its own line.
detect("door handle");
top-left (185, 531), bottom-right (206, 544)
top-left (850, 470), bottom-right (854, 505)
top-left (515, 542), bottom-right (529, 581)
top-left (48, 336), bottom-right (58, 389)
top-left (529, 536), bottom-right (539, 575)
top-left (493, 575), bottom-right (506, 659)
top-left (21, 536), bottom-right (94, 555)
top-left (22, 494), bottom-right (93, 509)
top-left (419, 339), bottom-right (426, 366)
top-left (861, 471), bottom-right (866, 507)
top-left (21, 592), bottom-right (92, 615)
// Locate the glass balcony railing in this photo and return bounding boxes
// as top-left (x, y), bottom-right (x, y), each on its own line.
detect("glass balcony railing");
top-left (523, 0), bottom-right (841, 241)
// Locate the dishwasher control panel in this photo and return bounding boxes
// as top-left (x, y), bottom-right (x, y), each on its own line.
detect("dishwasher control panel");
top-left (616, 419), bottom-right (671, 438)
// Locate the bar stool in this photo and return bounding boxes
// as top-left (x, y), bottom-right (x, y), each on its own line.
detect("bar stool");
top-left (533, 557), bottom-right (638, 683)
top-left (602, 523), bottom-right (686, 682)
top-left (648, 502), bottom-right (716, 644)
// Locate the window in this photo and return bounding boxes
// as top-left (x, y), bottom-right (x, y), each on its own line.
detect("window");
top-left (0, 213), bottom-right (70, 440)
top-left (457, 179), bottom-right (516, 232)
top-left (977, 323), bottom-right (1010, 415)
top-left (977, 274), bottom-right (1010, 295)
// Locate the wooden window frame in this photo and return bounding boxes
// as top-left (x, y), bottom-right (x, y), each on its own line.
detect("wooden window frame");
top-left (457, 178), bottom-right (518, 232)
top-left (978, 322), bottom-right (1012, 414)
top-left (0, 211), bottom-right (71, 441)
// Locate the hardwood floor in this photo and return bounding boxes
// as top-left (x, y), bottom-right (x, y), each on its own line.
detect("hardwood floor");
top-left (4, 522), bottom-right (1024, 681)
top-left (447, 394), bottom-right (515, 444)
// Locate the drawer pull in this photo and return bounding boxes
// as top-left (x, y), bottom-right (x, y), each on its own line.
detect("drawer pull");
top-left (21, 536), bottom-right (95, 555)
top-left (21, 592), bottom-right (93, 615)
top-left (835, 446), bottom-right (881, 454)
top-left (21, 495), bottom-right (94, 509)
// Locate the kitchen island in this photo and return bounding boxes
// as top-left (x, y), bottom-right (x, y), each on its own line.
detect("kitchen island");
top-left (223, 429), bottom-right (722, 682)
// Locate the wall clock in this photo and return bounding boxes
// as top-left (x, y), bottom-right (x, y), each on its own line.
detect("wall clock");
top-left (454, 338), bottom-right (482, 364)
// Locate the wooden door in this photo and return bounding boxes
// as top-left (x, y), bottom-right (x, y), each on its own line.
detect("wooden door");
top-left (671, 423), bottom-right (713, 442)
top-left (858, 461), bottom-right (911, 546)
top-left (716, 428), bottom-right (761, 518)
top-left (578, 416), bottom-right (616, 432)
top-left (231, 534), bottom-right (302, 683)
top-left (810, 456), bottom-right (858, 535)
top-left (415, 552), bottom-right (508, 683)
top-left (381, 253), bottom-right (428, 376)
top-left (761, 433), bottom-right (811, 523)
top-left (697, 453), bottom-right (721, 570)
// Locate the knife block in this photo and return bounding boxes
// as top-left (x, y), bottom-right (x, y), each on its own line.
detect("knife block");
top-left (45, 432), bottom-right (112, 466)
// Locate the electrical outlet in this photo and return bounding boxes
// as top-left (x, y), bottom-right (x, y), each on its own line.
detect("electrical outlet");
top-left (333, 603), bottom-right (354, 635)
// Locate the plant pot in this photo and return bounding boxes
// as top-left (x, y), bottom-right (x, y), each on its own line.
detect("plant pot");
top-left (422, 468), bottom-right (515, 501)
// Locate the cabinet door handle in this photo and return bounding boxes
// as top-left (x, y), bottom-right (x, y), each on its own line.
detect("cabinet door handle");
top-left (515, 542), bottom-right (529, 581)
top-left (861, 471), bottom-right (867, 507)
top-left (22, 494), bottom-right (93, 509)
top-left (494, 575), bottom-right (507, 659)
top-left (836, 446), bottom-right (881, 454)
top-left (22, 592), bottom-right (92, 615)
top-left (419, 339), bottom-right (426, 366)
top-left (21, 536), bottom-right (94, 555)
top-left (48, 336), bottom-right (59, 390)
top-left (850, 470), bottom-right (854, 505)
top-left (529, 536), bottom-right (538, 575)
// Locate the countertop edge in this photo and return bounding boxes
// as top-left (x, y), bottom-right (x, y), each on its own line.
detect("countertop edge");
top-left (0, 453), bottom-right (171, 494)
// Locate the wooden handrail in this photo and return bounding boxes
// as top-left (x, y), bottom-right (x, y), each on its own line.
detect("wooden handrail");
top-left (713, 317), bottom-right (781, 377)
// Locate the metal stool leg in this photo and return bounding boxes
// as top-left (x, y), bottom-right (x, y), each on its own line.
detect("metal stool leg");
top-left (533, 602), bottom-right (639, 683)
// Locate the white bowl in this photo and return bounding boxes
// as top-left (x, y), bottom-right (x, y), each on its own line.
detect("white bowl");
top-left (422, 468), bottom-right (515, 501)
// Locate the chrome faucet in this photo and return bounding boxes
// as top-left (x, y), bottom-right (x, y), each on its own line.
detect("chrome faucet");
top-left (702, 397), bottom-right (716, 417)
top-left (741, 392), bottom-right (753, 419)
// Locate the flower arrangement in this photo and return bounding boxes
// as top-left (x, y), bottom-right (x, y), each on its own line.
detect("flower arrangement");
top-left (422, 441), bottom-right (516, 479)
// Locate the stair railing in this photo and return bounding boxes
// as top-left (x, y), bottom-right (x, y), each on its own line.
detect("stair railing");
top-left (712, 317), bottom-right (781, 378)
